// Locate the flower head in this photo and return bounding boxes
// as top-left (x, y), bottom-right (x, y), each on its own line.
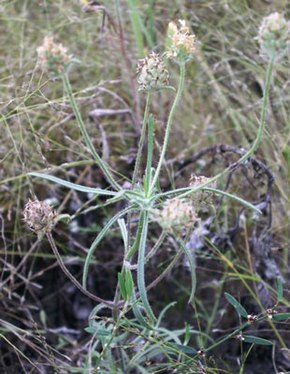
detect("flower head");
top-left (153, 198), bottom-right (198, 233)
top-left (165, 20), bottom-right (197, 64)
top-left (37, 36), bottom-right (71, 77)
top-left (137, 52), bottom-right (170, 92)
top-left (258, 12), bottom-right (289, 61)
top-left (23, 199), bottom-right (56, 233)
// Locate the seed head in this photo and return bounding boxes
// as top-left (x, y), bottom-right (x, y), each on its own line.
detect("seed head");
top-left (165, 20), bottom-right (197, 64)
top-left (189, 175), bottom-right (216, 210)
top-left (154, 198), bottom-right (198, 233)
top-left (258, 12), bottom-right (289, 61)
top-left (137, 52), bottom-right (170, 92)
top-left (23, 199), bottom-right (56, 233)
top-left (37, 36), bottom-right (71, 77)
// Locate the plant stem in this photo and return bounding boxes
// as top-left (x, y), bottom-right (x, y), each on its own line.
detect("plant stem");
top-left (137, 211), bottom-right (156, 322)
top-left (132, 93), bottom-right (152, 187)
top-left (149, 63), bottom-right (185, 194)
top-left (166, 58), bottom-right (274, 200)
top-left (46, 232), bottom-right (115, 307)
top-left (62, 73), bottom-right (121, 191)
top-left (235, 57), bottom-right (274, 163)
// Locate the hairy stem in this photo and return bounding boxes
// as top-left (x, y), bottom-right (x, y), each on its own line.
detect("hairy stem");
top-left (46, 232), bottom-right (115, 308)
top-left (149, 63), bottom-right (185, 194)
top-left (171, 58), bottom-right (274, 200)
top-left (132, 93), bottom-right (152, 187)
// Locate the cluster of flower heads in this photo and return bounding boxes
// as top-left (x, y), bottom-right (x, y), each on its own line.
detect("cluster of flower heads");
top-left (37, 36), bottom-right (71, 77)
top-left (136, 19), bottom-right (197, 92)
top-left (23, 199), bottom-right (56, 234)
top-left (258, 12), bottom-right (289, 62)
top-left (153, 198), bottom-right (198, 234)
top-left (137, 52), bottom-right (170, 92)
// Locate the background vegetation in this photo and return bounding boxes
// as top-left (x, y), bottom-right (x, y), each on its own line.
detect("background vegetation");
top-left (1, 0), bottom-right (290, 373)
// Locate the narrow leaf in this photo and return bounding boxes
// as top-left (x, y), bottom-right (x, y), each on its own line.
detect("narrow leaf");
top-left (225, 292), bottom-right (248, 318)
top-left (277, 277), bottom-right (283, 302)
top-left (272, 313), bottom-right (290, 321)
top-left (131, 291), bottom-right (153, 330)
top-left (29, 172), bottom-right (116, 196)
top-left (118, 272), bottom-right (127, 300)
top-left (170, 343), bottom-right (197, 355)
top-left (85, 326), bottom-right (97, 335)
top-left (243, 335), bottom-right (273, 346)
top-left (118, 218), bottom-right (128, 253)
top-left (125, 269), bottom-right (134, 300)
top-left (202, 187), bottom-right (262, 214)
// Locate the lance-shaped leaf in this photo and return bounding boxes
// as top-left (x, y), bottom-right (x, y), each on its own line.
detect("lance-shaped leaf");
top-left (272, 313), bottom-right (290, 321)
top-left (243, 335), bottom-right (273, 346)
top-left (277, 277), bottom-right (283, 302)
top-left (170, 343), bottom-right (197, 356)
top-left (225, 292), bottom-right (248, 318)
top-left (118, 272), bottom-right (127, 300)
top-left (29, 172), bottom-right (117, 196)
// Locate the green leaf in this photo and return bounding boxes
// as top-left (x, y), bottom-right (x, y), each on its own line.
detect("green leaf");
top-left (184, 322), bottom-right (191, 345)
top-left (277, 277), bottom-right (283, 302)
top-left (118, 272), bottom-right (127, 300)
top-left (202, 187), bottom-right (262, 214)
top-left (118, 218), bottom-right (128, 253)
top-left (243, 335), bottom-right (273, 346)
top-left (224, 292), bottom-right (248, 318)
top-left (131, 290), bottom-right (153, 330)
top-left (84, 326), bottom-right (97, 334)
top-left (170, 343), bottom-right (197, 355)
top-left (125, 269), bottom-right (134, 300)
top-left (156, 187), bottom-right (262, 214)
top-left (29, 172), bottom-right (116, 196)
top-left (272, 313), bottom-right (290, 321)
top-left (282, 144), bottom-right (290, 164)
